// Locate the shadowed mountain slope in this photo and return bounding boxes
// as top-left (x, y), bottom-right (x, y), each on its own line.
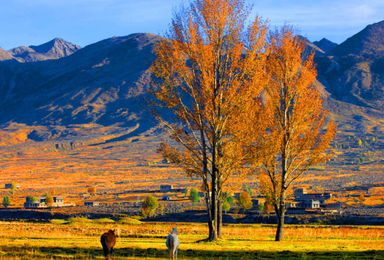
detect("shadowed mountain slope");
top-left (0, 33), bottom-right (161, 140)
top-left (314, 20), bottom-right (384, 112)
top-left (313, 38), bottom-right (338, 53)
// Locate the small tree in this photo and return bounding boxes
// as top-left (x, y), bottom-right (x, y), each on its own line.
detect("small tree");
top-left (45, 193), bottom-right (54, 207)
top-left (141, 195), bottom-right (159, 217)
top-left (2, 196), bottom-right (10, 208)
top-left (160, 203), bottom-right (165, 215)
top-left (26, 196), bottom-right (39, 204)
top-left (189, 188), bottom-right (200, 207)
top-left (88, 187), bottom-right (97, 194)
top-left (10, 183), bottom-right (17, 195)
top-left (243, 185), bottom-right (254, 196)
top-left (257, 202), bottom-right (264, 213)
top-left (237, 191), bottom-right (253, 213)
top-left (223, 192), bottom-right (234, 213)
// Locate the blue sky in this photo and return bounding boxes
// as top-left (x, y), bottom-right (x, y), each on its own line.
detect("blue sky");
top-left (1, 0), bottom-right (383, 49)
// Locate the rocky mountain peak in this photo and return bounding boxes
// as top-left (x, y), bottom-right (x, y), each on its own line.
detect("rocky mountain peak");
top-left (0, 47), bottom-right (14, 61)
top-left (8, 38), bottom-right (81, 62)
top-left (332, 20), bottom-right (384, 58)
top-left (313, 38), bottom-right (338, 53)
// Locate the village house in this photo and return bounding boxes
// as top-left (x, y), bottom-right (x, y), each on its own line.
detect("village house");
top-left (160, 185), bottom-right (173, 192)
top-left (287, 199), bottom-right (320, 209)
top-left (24, 197), bottom-right (45, 208)
top-left (84, 201), bottom-right (100, 207)
top-left (294, 188), bottom-right (332, 206)
top-left (5, 183), bottom-right (20, 189)
top-left (24, 196), bottom-right (65, 208)
top-left (53, 197), bottom-right (64, 206)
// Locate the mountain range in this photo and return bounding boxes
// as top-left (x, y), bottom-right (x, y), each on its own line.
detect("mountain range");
top-left (0, 21), bottom-right (383, 144)
top-left (1, 38), bottom-right (80, 63)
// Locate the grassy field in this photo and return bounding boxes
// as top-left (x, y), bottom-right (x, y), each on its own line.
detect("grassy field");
top-left (0, 220), bottom-right (383, 259)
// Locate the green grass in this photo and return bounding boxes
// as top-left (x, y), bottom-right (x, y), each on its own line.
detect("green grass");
top-left (50, 219), bottom-right (69, 225)
top-left (68, 216), bottom-right (93, 224)
top-left (92, 218), bottom-right (115, 224)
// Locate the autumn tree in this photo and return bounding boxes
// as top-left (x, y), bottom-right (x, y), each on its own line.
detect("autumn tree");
top-left (237, 191), bottom-right (253, 212)
top-left (244, 28), bottom-right (336, 241)
top-left (45, 193), bottom-right (54, 207)
top-left (151, 0), bottom-right (268, 241)
top-left (88, 187), bottom-right (97, 195)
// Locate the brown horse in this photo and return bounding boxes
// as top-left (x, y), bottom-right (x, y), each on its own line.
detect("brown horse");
top-left (100, 230), bottom-right (116, 259)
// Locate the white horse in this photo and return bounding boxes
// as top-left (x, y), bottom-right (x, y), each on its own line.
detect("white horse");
top-left (166, 227), bottom-right (180, 260)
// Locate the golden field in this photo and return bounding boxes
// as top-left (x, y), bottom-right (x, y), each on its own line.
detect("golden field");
top-left (0, 220), bottom-right (382, 259)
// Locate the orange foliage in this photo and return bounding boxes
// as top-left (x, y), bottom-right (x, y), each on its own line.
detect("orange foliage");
top-left (151, 0), bottom-right (268, 240)
top-left (87, 187), bottom-right (97, 194)
top-left (241, 27), bottom-right (336, 241)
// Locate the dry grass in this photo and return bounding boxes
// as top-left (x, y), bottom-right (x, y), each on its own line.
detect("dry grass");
top-left (0, 221), bottom-right (382, 259)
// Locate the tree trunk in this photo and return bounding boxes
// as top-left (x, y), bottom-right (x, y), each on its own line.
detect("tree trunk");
top-left (217, 199), bottom-right (223, 238)
top-left (209, 182), bottom-right (218, 241)
top-left (275, 210), bottom-right (285, 241)
top-left (209, 135), bottom-right (218, 241)
top-left (206, 193), bottom-right (213, 239)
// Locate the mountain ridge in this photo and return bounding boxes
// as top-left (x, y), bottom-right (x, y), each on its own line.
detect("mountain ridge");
top-left (315, 20), bottom-right (384, 111)
top-left (6, 38), bottom-right (81, 62)
top-left (0, 24), bottom-right (383, 142)
top-left (313, 38), bottom-right (338, 53)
